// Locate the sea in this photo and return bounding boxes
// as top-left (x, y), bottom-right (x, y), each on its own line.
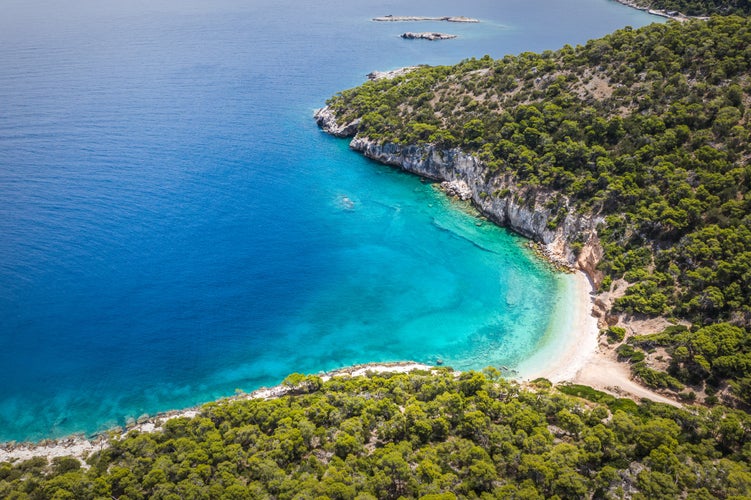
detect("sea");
top-left (0, 0), bottom-right (660, 441)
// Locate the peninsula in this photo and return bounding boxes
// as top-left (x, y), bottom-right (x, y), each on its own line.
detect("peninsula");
top-left (373, 15), bottom-right (480, 23)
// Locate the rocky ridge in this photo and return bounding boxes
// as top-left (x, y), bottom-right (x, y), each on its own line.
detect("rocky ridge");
top-left (315, 106), bottom-right (605, 285)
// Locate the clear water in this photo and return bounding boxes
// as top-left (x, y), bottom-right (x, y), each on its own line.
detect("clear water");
top-left (0, 0), bottom-right (660, 441)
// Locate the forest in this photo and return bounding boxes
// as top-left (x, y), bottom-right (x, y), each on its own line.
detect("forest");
top-left (4, 4), bottom-right (751, 500)
top-left (2, 369), bottom-right (751, 499)
top-left (324, 15), bottom-right (751, 405)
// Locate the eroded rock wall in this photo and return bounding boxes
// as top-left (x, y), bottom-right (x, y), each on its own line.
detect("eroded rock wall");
top-left (316, 107), bottom-right (605, 284)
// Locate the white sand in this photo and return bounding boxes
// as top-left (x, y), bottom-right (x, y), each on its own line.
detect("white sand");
top-left (513, 270), bottom-right (682, 407)
top-left (4, 277), bottom-right (685, 466)
top-left (1, 275), bottom-right (682, 465)
top-left (514, 271), bottom-right (600, 383)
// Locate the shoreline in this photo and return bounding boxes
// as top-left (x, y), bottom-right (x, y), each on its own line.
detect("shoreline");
top-left (613, 0), bottom-right (708, 22)
top-left (514, 270), bottom-right (682, 406)
top-left (0, 269), bottom-right (619, 463)
top-left (0, 362), bottom-right (433, 463)
top-left (514, 271), bottom-right (599, 383)
top-left (1, 263), bottom-right (681, 462)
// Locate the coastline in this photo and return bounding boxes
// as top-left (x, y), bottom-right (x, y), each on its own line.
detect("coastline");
top-left (0, 255), bottom-right (610, 463)
top-left (0, 259), bottom-right (681, 463)
top-left (514, 270), bottom-right (682, 406)
top-left (0, 362), bottom-right (433, 464)
top-left (613, 0), bottom-right (707, 21)
top-left (515, 271), bottom-right (599, 383)
top-left (1, 263), bottom-right (682, 462)
top-left (0, 0), bottom-right (703, 472)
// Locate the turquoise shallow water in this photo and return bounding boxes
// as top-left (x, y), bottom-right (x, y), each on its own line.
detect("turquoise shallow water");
top-left (0, 0), bottom-right (660, 441)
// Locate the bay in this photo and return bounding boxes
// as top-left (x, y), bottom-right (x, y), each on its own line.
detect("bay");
top-left (0, 0), bottom-right (660, 441)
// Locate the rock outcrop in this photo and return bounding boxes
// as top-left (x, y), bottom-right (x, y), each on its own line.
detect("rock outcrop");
top-left (313, 107), bottom-right (360, 138)
top-left (440, 180), bottom-right (472, 200)
top-left (315, 106), bottom-right (605, 283)
top-left (367, 66), bottom-right (420, 81)
top-left (372, 15), bottom-right (479, 23)
top-left (401, 32), bottom-right (457, 41)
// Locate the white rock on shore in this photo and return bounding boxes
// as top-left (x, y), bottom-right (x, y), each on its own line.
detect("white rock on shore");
top-left (367, 66), bottom-right (420, 81)
top-left (440, 180), bottom-right (472, 200)
top-left (313, 106), bottom-right (360, 138)
top-left (347, 136), bottom-right (604, 275)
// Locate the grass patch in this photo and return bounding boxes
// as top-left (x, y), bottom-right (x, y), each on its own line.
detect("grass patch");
top-left (557, 384), bottom-right (639, 414)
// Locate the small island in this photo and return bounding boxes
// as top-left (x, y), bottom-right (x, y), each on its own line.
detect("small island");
top-left (373, 15), bottom-right (480, 23)
top-left (401, 32), bottom-right (457, 41)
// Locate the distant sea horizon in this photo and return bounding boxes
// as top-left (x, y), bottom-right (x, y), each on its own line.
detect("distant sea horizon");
top-left (0, 0), bottom-right (661, 442)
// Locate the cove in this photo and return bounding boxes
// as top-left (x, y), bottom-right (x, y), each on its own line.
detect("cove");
top-left (0, 0), bottom-right (661, 441)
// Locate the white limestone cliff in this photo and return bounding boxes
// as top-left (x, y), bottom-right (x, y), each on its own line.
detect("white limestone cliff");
top-left (315, 106), bottom-right (605, 283)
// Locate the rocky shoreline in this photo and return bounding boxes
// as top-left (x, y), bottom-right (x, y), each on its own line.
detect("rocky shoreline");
top-left (613, 0), bottom-right (709, 21)
top-left (0, 362), bottom-right (433, 464)
top-left (314, 106), bottom-right (604, 284)
top-left (314, 100), bottom-right (685, 408)
top-left (366, 66), bottom-right (420, 81)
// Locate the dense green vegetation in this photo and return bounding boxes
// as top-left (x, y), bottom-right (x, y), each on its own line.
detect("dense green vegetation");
top-left (3, 369), bottom-right (751, 499)
top-left (7, 10), bottom-right (751, 500)
top-left (618, 322), bottom-right (751, 405)
top-left (325, 16), bottom-right (751, 402)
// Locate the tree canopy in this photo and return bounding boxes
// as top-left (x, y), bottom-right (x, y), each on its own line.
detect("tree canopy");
top-left (3, 369), bottom-right (751, 499)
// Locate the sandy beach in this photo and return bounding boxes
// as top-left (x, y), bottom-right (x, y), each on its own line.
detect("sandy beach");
top-left (514, 271), bottom-right (600, 383)
top-left (1, 270), bottom-right (683, 464)
top-left (0, 270), bottom-right (681, 465)
top-left (515, 270), bottom-right (682, 407)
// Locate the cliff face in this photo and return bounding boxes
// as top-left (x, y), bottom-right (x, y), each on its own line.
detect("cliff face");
top-left (313, 107), bottom-right (361, 138)
top-left (316, 107), bottom-right (605, 284)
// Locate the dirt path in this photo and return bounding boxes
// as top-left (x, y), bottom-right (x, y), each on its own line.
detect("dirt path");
top-left (571, 348), bottom-right (682, 407)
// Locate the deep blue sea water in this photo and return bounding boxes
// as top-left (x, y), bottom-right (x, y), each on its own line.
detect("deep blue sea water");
top-left (0, 0), bottom-right (660, 441)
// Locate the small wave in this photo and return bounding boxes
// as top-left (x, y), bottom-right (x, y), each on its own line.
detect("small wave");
top-left (431, 218), bottom-right (498, 254)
